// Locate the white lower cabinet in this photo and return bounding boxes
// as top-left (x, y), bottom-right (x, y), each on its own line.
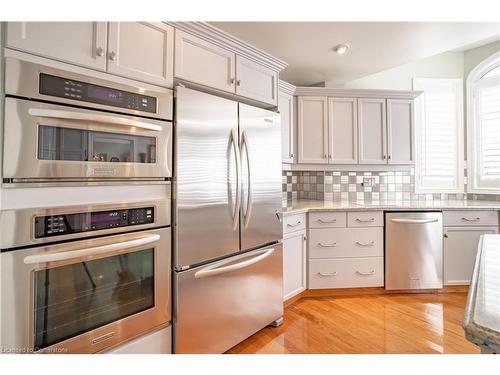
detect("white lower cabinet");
top-left (282, 229), bottom-right (307, 301)
top-left (444, 226), bottom-right (498, 285)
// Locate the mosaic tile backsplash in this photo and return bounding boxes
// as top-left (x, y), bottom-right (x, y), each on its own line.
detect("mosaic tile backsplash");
top-left (282, 169), bottom-right (500, 203)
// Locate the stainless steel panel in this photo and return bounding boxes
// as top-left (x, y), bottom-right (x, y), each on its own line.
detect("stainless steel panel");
top-left (175, 87), bottom-right (240, 268)
top-left (0, 199), bottom-right (170, 249)
top-left (3, 98), bottom-right (172, 180)
top-left (5, 57), bottom-right (173, 120)
top-left (239, 103), bottom-right (283, 251)
top-left (385, 212), bottom-right (443, 290)
top-left (174, 243), bottom-right (283, 353)
top-left (0, 227), bottom-right (171, 354)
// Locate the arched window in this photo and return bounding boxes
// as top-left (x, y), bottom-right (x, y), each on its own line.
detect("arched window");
top-left (467, 51), bottom-right (500, 194)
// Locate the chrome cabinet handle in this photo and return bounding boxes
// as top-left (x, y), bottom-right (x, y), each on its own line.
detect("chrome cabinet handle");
top-left (195, 248), bottom-right (275, 279)
top-left (230, 78), bottom-right (235, 84)
top-left (290, 153), bottom-right (294, 158)
top-left (355, 218), bottom-right (375, 223)
top-left (229, 129), bottom-right (242, 231)
top-left (23, 234), bottom-right (160, 264)
top-left (96, 47), bottom-right (105, 57)
top-left (236, 79), bottom-right (241, 86)
top-left (383, 155), bottom-right (386, 159)
top-left (461, 217), bottom-right (481, 221)
top-left (241, 130), bottom-right (253, 228)
top-left (388, 155), bottom-right (392, 160)
top-left (318, 271), bottom-right (337, 277)
top-left (317, 218), bottom-right (337, 223)
top-left (355, 241), bottom-right (375, 247)
top-left (28, 108), bottom-right (162, 132)
top-left (356, 270), bottom-right (375, 276)
top-left (317, 242), bottom-right (337, 247)
top-left (287, 221), bottom-right (302, 227)
top-left (109, 51), bottom-right (117, 61)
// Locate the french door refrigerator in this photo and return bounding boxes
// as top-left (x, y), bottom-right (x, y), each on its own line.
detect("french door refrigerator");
top-left (173, 87), bottom-right (283, 354)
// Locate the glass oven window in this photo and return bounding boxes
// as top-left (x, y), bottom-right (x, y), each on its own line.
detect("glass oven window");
top-left (33, 248), bottom-right (154, 350)
top-left (38, 125), bottom-right (157, 163)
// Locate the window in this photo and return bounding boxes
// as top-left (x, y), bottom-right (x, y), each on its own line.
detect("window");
top-left (467, 52), bottom-right (500, 194)
top-left (413, 78), bottom-right (464, 193)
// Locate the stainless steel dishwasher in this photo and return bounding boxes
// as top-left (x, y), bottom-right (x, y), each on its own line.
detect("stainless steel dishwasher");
top-left (385, 212), bottom-right (443, 290)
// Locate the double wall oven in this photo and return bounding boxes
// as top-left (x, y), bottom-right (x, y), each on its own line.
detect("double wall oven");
top-left (0, 200), bottom-right (171, 353)
top-left (3, 57), bottom-right (172, 184)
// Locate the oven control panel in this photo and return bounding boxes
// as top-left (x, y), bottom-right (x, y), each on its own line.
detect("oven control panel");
top-left (34, 207), bottom-right (154, 238)
top-left (39, 73), bottom-right (157, 114)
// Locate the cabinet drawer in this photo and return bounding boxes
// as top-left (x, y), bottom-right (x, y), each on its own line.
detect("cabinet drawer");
top-left (347, 211), bottom-right (383, 227)
top-left (309, 228), bottom-right (383, 259)
top-left (309, 257), bottom-right (384, 289)
top-left (283, 213), bottom-right (306, 234)
top-left (443, 210), bottom-right (498, 227)
top-left (309, 212), bottom-right (346, 228)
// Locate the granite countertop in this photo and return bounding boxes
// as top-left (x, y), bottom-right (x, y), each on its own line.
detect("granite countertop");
top-left (283, 199), bottom-right (500, 216)
top-left (463, 234), bottom-right (500, 354)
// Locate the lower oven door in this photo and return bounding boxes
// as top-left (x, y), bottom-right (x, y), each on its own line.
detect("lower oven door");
top-left (3, 97), bottom-right (172, 181)
top-left (0, 227), bottom-right (170, 354)
top-left (174, 243), bottom-right (283, 354)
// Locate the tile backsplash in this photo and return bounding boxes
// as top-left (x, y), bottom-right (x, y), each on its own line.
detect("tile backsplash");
top-left (282, 169), bottom-right (500, 203)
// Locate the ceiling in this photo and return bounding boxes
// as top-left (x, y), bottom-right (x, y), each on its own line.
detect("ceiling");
top-left (210, 22), bottom-right (500, 86)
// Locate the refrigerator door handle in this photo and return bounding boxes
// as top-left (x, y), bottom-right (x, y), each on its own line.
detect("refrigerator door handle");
top-left (230, 128), bottom-right (242, 231)
top-left (241, 130), bottom-right (253, 228)
top-left (194, 247), bottom-right (275, 279)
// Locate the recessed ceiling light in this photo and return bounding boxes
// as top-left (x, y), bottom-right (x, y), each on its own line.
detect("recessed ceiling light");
top-left (333, 44), bottom-right (350, 55)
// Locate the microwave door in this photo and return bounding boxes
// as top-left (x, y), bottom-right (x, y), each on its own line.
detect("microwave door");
top-left (239, 104), bottom-right (282, 251)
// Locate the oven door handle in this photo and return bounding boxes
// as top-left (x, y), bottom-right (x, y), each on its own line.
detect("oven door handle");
top-left (23, 234), bottom-right (160, 265)
top-left (28, 108), bottom-right (162, 132)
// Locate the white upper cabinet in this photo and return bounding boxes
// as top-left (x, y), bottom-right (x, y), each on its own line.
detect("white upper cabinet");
top-left (297, 96), bottom-right (329, 164)
top-left (235, 55), bottom-right (278, 105)
top-left (387, 99), bottom-right (414, 164)
top-left (6, 22), bottom-right (108, 71)
top-left (174, 30), bottom-right (235, 93)
top-left (329, 97), bottom-right (358, 164)
top-left (279, 83), bottom-right (295, 163)
top-left (358, 98), bottom-right (387, 164)
top-left (107, 22), bottom-right (173, 87)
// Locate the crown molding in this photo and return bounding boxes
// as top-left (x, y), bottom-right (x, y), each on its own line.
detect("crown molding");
top-left (165, 21), bottom-right (288, 72)
top-left (279, 80), bottom-right (296, 95)
top-left (294, 86), bottom-right (423, 99)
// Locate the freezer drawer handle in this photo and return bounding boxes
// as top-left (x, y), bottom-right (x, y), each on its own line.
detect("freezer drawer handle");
top-left (317, 242), bottom-right (337, 247)
top-left (390, 218), bottom-right (439, 224)
top-left (355, 218), bottom-right (375, 223)
top-left (317, 218), bottom-right (337, 223)
top-left (23, 234), bottom-right (160, 264)
top-left (318, 271), bottom-right (337, 277)
top-left (28, 108), bottom-right (162, 132)
top-left (194, 248), bottom-right (275, 279)
top-left (356, 270), bottom-right (375, 276)
top-left (461, 217), bottom-right (481, 222)
top-left (355, 241), bottom-right (375, 247)
top-left (287, 221), bottom-right (302, 227)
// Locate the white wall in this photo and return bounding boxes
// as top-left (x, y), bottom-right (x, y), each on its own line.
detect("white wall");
top-left (464, 40), bottom-right (500, 79)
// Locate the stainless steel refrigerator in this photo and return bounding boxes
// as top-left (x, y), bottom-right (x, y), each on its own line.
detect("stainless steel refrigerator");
top-left (173, 87), bottom-right (283, 354)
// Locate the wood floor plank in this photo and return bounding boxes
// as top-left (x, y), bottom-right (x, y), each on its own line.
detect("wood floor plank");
top-left (226, 292), bottom-right (479, 354)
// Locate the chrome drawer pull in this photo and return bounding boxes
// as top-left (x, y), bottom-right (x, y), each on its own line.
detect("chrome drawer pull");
top-left (461, 217), bottom-right (481, 221)
top-left (355, 218), bottom-right (375, 223)
top-left (317, 242), bottom-right (337, 247)
top-left (356, 270), bottom-right (375, 276)
top-left (355, 241), bottom-right (375, 247)
top-left (318, 271), bottom-right (337, 277)
top-left (287, 221), bottom-right (302, 227)
top-left (317, 218), bottom-right (337, 223)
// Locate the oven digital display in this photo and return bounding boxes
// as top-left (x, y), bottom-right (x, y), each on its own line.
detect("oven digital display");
top-left (91, 211), bottom-right (122, 224)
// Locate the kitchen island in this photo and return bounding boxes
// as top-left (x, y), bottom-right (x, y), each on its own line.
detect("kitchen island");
top-left (463, 234), bottom-right (500, 354)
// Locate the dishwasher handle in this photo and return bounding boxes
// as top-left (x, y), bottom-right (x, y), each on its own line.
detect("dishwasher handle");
top-left (390, 218), bottom-right (439, 224)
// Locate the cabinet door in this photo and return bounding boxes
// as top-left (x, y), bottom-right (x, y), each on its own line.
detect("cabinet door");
top-left (297, 96), bottom-right (329, 164)
top-left (358, 98), bottom-right (387, 164)
top-left (235, 55), bottom-right (278, 105)
top-left (6, 22), bottom-right (107, 71)
top-left (387, 99), bottom-right (414, 164)
top-left (283, 230), bottom-right (307, 301)
top-left (107, 22), bottom-right (173, 87)
top-left (329, 97), bottom-right (358, 164)
top-left (444, 227), bottom-right (498, 285)
top-left (279, 91), bottom-right (294, 163)
top-left (174, 30), bottom-right (235, 93)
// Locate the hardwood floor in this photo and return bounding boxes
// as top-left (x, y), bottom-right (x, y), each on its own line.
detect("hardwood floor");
top-left (227, 291), bottom-right (479, 354)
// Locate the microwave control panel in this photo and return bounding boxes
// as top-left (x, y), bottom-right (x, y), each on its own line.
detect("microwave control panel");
top-left (34, 207), bottom-right (154, 238)
top-left (39, 73), bottom-right (157, 114)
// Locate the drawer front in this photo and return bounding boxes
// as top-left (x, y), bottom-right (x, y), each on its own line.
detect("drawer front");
top-left (309, 212), bottom-right (346, 228)
top-left (443, 210), bottom-right (499, 227)
top-left (309, 257), bottom-right (384, 289)
top-left (309, 228), bottom-right (383, 259)
top-left (347, 211), bottom-right (383, 227)
top-left (283, 213), bottom-right (306, 234)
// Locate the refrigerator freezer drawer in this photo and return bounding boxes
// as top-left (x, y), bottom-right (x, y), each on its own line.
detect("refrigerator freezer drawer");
top-left (174, 243), bottom-right (283, 354)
